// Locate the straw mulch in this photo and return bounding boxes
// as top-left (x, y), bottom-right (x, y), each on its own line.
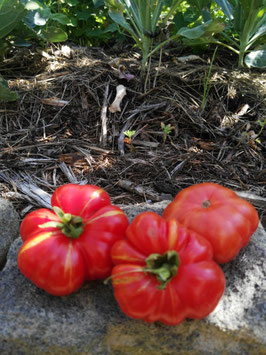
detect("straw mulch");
top-left (0, 44), bottom-right (265, 225)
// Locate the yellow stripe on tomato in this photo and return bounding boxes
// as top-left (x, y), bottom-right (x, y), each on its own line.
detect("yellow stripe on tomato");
top-left (52, 189), bottom-right (64, 210)
top-left (168, 219), bottom-right (179, 249)
top-left (86, 210), bottom-right (124, 224)
top-left (64, 241), bottom-right (73, 280)
top-left (19, 232), bottom-right (57, 255)
top-left (79, 188), bottom-right (105, 214)
top-left (112, 255), bottom-right (144, 263)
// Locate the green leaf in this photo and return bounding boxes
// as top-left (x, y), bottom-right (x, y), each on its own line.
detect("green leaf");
top-left (66, 0), bottom-right (78, 5)
top-left (202, 8), bottom-right (212, 22)
top-left (202, 19), bottom-right (226, 35)
top-left (42, 8), bottom-right (51, 20)
top-left (103, 23), bottom-right (119, 33)
top-left (183, 7), bottom-right (200, 24)
top-left (51, 13), bottom-right (71, 25)
top-left (189, 0), bottom-right (212, 12)
top-left (109, 10), bottom-right (136, 38)
top-left (76, 9), bottom-right (91, 21)
top-left (0, 77), bottom-right (18, 102)
top-left (245, 49), bottom-right (266, 68)
top-left (177, 26), bottom-right (205, 39)
top-left (150, 1), bottom-right (164, 32)
top-left (68, 16), bottom-right (78, 27)
top-left (105, 0), bottom-right (125, 13)
top-left (248, 20), bottom-right (266, 46)
top-left (93, 0), bottom-right (104, 8)
top-left (13, 39), bottom-right (32, 47)
top-left (257, 119), bottom-right (266, 128)
top-left (173, 13), bottom-right (187, 30)
top-left (0, 0), bottom-right (26, 39)
top-left (41, 26), bottom-right (68, 42)
top-left (214, 0), bottom-right (234, 21)
top-left (124, 130), bottom-right (136, 138)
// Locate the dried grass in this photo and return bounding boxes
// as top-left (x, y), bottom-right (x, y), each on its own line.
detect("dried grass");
top-left (0, 44), bottom-right (265, 222)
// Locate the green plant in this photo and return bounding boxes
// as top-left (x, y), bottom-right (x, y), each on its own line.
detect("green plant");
top-left (0, 0), bottom-right (71, 56)
top-left (171, 0), bottom-right (213, 31)
top-left (255, 118), bottom-right (266, 143)
top-left (43, 0), bottom-right (120, 46)
top-left (124, 130), bottom-right (136, 139)
top-left (124, 130), bottom-right (136, 151)
top-left (105, 0), bottom-right (175, 70)
top-left (0, 0), bottom-right (26, 101)
top-left (0, 0), bottom-right (26, 43)
top-left (23, 0), bottom-right (68, 43)
top-left (161, 122), bottom-right (175, 146)
top-left (0, 0), bottom-right (71, 103)
top-left (0, 74), bottom-right (19, 102)
top-left (214, 0), bottom-right (266, 67)
top-left (105, 0), bottom-right (225, 71)
top-left (201, 46), bottom-right (218, 110)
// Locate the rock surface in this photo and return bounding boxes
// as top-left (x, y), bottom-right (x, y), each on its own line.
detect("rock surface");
top-left (0, 201), bottom-right (266, 354)
top-left (0, 198), bottom-right (19, 269)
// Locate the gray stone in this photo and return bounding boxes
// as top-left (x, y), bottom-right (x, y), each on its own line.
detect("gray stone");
top-left (0, 198), bottom-right (20, 269)
top-left (0, 201), bottom-right (266, 354)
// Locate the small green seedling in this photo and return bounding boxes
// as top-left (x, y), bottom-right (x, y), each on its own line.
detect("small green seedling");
top-left (124, 130), bottom-right (136, 151)
top-left (161, 123), bottom-right (175, 146)
top-left (255, 118), bottom-right (266, 143)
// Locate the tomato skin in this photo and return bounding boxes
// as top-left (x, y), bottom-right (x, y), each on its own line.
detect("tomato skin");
top-left (111, 212), bottom-right (225, 325)
top-left (20, 209), bottom-right (61, 241)
top-left (163, 182), bottom-right (259, 264)
top-left (18, 232), bottom-right (86, 296)
top-left (51, 184), bottom-right (111, 219)
top-left (18, 184), bottom-right (129, 296)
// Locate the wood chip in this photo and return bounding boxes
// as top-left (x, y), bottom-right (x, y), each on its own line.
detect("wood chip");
top-left (117, 179), bottom-right (163, 202)
top-left (41, 97), bottom-right (69, 106)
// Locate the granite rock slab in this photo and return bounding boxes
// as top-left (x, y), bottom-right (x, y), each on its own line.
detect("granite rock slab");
top-left (0, 201), bottom-right (265, 355)
top-left (0, 198), bottom-right (19, 269)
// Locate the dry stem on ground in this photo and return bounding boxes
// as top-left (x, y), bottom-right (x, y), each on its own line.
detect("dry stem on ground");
top-left (0, 44), bottom-right (265, 225)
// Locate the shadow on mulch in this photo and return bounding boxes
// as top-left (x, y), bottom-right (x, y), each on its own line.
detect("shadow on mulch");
top-left (0, 44), bottom-right (265, 225)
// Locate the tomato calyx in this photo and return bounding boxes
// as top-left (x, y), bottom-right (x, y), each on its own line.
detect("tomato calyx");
top-left (39, 206), bottom-right (84, 239)
top-left (144, 250), bottom-right (180, 290)
top-left (202, 199), bottom-right (211, 208)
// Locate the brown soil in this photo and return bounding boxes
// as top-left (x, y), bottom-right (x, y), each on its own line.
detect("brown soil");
top-left (0, 44), bottom-right (265, 224)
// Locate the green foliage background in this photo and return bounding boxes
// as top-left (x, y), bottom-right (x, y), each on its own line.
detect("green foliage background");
top-left (0, 0), bottom-right (265, 101)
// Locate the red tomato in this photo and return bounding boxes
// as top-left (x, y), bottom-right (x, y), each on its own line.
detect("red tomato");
top-left (111, 212), bottom-right (225, 325)
top-left (163, 182), bottom-right (259, 263)
top-left (18, 184), bottom-right (129, 296)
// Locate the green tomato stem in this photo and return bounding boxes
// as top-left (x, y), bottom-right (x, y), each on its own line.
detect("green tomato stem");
top-left (104, 251), bottom-right (180, 290)
top-left (144, 250), bottom-right (180, 290)
top-left (39, 206), bottom-right (84, 239)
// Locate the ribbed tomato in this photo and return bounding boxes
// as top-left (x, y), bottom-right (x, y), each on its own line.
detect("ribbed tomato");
top-left (18, 184), bottom-right (129, 296)
top-left (163, 182), bottom-right (259, 263)
top-left (111, 211), bottom-right (225, 325)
